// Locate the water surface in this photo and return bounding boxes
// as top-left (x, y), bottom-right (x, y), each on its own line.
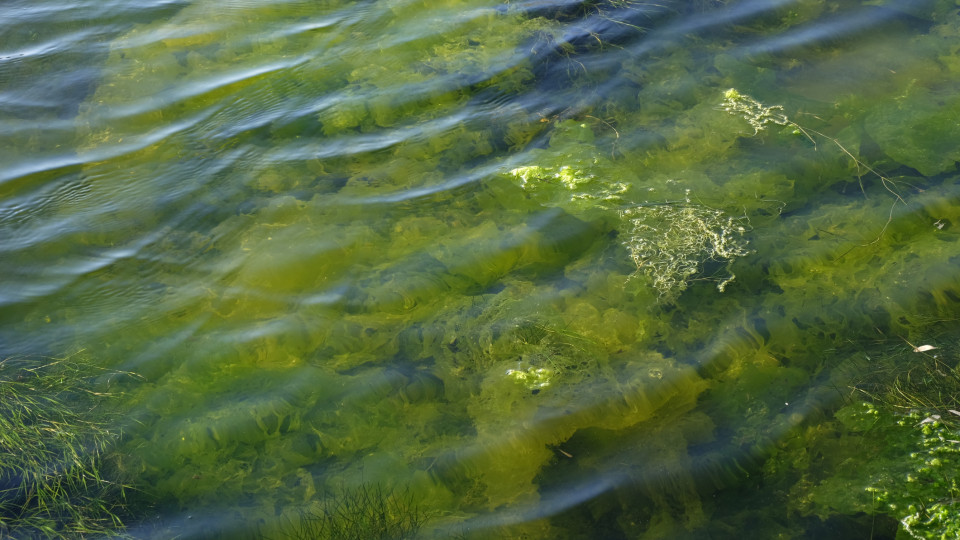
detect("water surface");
top-left (3, 0), bottom-right (960, 538)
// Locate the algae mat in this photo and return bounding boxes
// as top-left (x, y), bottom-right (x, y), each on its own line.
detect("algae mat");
top-left (2, 0), bottom-right (960, 538)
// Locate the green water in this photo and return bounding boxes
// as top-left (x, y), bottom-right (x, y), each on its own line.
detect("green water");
top-left (3, 0), bottom-right (960, 538)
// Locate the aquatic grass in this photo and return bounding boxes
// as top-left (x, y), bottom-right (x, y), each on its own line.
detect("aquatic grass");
top-left (886, 352), bottom-right (960, 422)
top-left (0, 354), bottom-right (132, 538)
top-left (844, 336), bottom-right (960, 425)
top-left (272, 483), bottom-right (427, 540)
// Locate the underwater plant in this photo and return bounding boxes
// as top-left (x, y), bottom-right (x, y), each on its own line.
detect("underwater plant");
top-left (508, 150), bottom-right (751, 301)
top-left (882, 411), bottom-right (960, 540)
top-left (620, 200), bottom-right (750, 299)
top-left (777, 339), bottom-right (960, 540)
top-left (273, 483), bottom-right (426, 540)
top-left (721, 88), bottom-right (908, 246)
top-left (0, 354), bottom-right (131, 539)
top-left (830, 403), bottom-right (960, 540)
top-left (860, 344), bottom-right (960, 538)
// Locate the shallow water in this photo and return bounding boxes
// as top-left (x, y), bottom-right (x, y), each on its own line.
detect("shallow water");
top-left (3, 0), bottom-right (960, 538)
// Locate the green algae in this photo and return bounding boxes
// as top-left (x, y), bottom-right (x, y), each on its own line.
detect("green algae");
top-left (780, 393), bottom-right (960, 539)
top-left (9, 0), bottom-right (960, 538)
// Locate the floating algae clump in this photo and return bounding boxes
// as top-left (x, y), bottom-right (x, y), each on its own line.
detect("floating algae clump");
top-left (507, 159), bottom-right (749, 300)
top-left (508, 162), bottom-right (630, 208)
top-left (720, 88), bottom-right (790, 134)
top-left (620, 201), bottom-right (750, 299)
top-left (505, 366), bottom-right (555, 390)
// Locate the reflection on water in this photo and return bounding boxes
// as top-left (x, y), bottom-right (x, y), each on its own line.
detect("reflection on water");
top-left (2, 0), bottom-right (960, 538)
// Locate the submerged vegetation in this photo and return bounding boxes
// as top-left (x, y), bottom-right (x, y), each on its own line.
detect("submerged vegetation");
top-left (778, 339), bottom-right (960, 539)
top-left (620, 202), bottom-right (750, 298)
top-left (0, 355), bottom-right (130, 538)
top-left (868, 408), bottom-right (960, 539)
top-left (4, 0), bottom-right (960, 538)
top-left (507, 159), bottom-right (751, 300)
top-left (273, 484), bottom-right (426, 540)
